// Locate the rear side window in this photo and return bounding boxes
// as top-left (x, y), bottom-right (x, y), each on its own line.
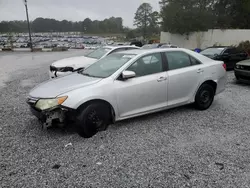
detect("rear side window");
top-left (189, 56), bottom-right (201, 65)
top-left (165, 51), bottom-right (192, 70)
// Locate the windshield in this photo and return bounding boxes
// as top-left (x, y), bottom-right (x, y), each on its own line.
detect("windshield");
top-left (85, 47), bottom-right (112, 59)
top-left (81, 53), bottom-right (136, 78)
top-left (200, 48), bottom-right (224, 56)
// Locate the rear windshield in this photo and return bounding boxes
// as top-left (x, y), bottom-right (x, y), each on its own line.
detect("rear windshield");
top-left (200, 48), bottom-right (224, 56)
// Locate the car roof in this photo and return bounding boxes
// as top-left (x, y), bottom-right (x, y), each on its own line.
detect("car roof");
top-left (103, 45), bottom-right (139, 49)
top-left (117, 48), bottom-right (185, 55)
top-left (117, 48), bottom-right (215, 63)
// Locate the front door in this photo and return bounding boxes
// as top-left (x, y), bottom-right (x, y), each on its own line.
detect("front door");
top-left (114, 53), bottom-right (167, 118)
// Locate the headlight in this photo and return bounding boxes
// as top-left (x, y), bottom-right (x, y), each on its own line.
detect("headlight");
top-left (35, 96), bottom-right (68, 110)
top-left (235, 64), bottom-right (240, 69)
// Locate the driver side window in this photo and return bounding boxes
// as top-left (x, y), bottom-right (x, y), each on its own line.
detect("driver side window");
top-left (127, 53), bottom-right (163, 77)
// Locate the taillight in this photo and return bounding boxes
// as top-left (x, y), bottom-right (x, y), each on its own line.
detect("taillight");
top-left (222, 63), bottom-right (226, 70)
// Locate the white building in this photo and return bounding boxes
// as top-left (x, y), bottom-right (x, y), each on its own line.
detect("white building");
top-left (160, 29), bottom-right (250, 49)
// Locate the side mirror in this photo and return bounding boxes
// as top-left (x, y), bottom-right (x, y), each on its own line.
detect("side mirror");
top-left (122, 70), bottom-right (136, 80)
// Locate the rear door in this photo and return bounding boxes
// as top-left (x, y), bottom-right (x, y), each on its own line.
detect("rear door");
top-left (164, 51), bottom-right (204, 107)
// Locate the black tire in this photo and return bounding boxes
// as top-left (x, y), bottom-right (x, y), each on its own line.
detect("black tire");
top-left (194, 84), bottom-right (215, 110)
top-left (76, 102), bottom-right (110, 138)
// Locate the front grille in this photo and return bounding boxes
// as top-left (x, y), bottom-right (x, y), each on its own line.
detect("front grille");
top-left (238, 75), bottom-right (250, 80)
top-left (50, 65), bottom-right (74, 72)
top-left (240, 65), bottom-right (250, 71)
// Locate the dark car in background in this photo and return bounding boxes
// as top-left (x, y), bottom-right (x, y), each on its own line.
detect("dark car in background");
top-left (234, 59), bottom-right (250, 82)
top-left (200, 46), bottom-right (249, 70)
top-left (130, 41), bottom-right (143, 47)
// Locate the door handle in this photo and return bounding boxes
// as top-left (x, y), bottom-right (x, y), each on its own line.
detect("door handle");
top-left (157, 77), bottom-right (167, 82)
top-left (197, 69), bottom-right (204, 73)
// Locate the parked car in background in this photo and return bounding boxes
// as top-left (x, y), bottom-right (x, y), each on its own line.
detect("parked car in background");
top-left (141, 43), bottom-right (165, 49)
top-left (28, 48), bottom-right (226, 138)
top-left (49, 45), bottom-right (139, 78)
top-left (142, 43), bottom-right (178, 49)
top-left (130, 41), bottom-right (143, 47)
top-left (234, 59), bottom-right (250, 82)
top-left (160, 44), bottom-right (178, 48)
top-left (200, 46), bottom-right (249, 70)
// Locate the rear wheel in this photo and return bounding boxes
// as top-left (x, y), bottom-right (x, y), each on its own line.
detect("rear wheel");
top-left (76, 102), bottom-right (110, 138)
top-left (194, 84), bottom-right (215, 110)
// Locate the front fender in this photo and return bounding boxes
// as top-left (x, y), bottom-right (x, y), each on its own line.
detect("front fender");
top-left (58, 83), bottom-right (118, 117)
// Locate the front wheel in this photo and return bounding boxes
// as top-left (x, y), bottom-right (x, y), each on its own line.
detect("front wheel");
top-left (76, 102), bottom-right (110, 138)
top-left (194, 84), bottom-right (215, 110)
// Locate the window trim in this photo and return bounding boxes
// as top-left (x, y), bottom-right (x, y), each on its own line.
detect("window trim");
top-left (108, 47), bottom-right (139, 55)
top-left (164, 51), bottom-right (202, 71)
top-left (107, 48), bottom-right (125, 55)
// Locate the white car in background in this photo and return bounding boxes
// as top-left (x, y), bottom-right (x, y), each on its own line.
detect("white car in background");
top-left (49, 45), bottom-right (139, 78)
top-left (160, 44), bottom-right (178, 48)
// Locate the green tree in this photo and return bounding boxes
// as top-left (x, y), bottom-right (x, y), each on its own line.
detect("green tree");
top-left (159, 0), bottom-right (216, 35)
top-left (0, 17), bottom-right (124, 34)
top-left (134, 3), bottom-right (154, 39)
top-left (148, 11), bottom-right (160, 35)
top-left (214, 0), bottom-right (250, 29)
top-left (159, 0), bottom-right (250, 34)
top-left (126, 30), bottom-right (136, 39)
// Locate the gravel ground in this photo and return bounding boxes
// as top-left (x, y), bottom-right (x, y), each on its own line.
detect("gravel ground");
top-left (1, 51), bottom-right (250, 188)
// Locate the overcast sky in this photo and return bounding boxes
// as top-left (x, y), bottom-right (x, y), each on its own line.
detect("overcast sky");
top-left (0, 0), bottom-right (160, 27)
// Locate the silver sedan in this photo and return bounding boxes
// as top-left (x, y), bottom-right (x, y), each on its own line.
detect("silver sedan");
top-left (27, 48), bottom-right (227, 138)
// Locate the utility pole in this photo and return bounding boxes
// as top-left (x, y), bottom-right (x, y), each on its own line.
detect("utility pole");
top-left (143, 7), bottom-right (147, 41)
top-left (23, 0), bottom-right (33, 52)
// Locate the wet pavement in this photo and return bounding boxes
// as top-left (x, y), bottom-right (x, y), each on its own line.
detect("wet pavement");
top-left (1, 51), bottom-right (250, 187)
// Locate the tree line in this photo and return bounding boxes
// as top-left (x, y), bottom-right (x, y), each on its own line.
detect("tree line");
top-left (130, 0), bottom-right (250, 39)
top-left (1, 0), bottom-right (250, 38)
top-left (159, 0), bottom-right (250, 35)
top-left (0, 17), bottom-right (124, 34)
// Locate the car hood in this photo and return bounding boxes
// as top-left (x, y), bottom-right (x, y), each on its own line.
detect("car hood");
top-left (237, 59), bottom-right (250, 66)
top-left (29, 73), bottom-right (102, 98)
top-left (51, 56), bottom-right (97, 69)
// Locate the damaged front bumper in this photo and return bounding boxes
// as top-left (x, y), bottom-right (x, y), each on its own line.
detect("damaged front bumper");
top-left (30, 107), bottom-right (67, 129)
top-left (27, 97), bottom-right (75, 129)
